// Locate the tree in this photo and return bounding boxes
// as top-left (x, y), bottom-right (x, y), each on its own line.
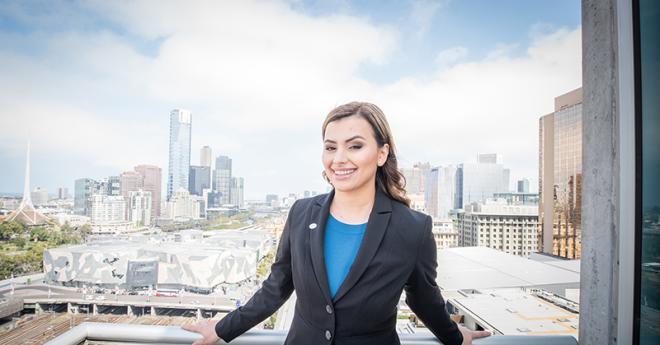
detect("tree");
top-left (0, 221), bottom-right (24, 240)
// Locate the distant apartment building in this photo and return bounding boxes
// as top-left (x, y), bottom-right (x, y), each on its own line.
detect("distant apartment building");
top-left (163, 188), bottom-right (203, 220)
top-left (128, 189), bottom-right (152, 227)
top-left (30, 187), bottom-right (48, 205)
top-left (456, 199), bottom-right (539, 257)
top-left (189, 165), bottom-right (211, 196)
top-left (167, 109), bottom-right (192, 201)
top-left (539, 87), bottom-right (583, 259)
top-left (213, 155), bottom-right (232, 205)
top-left (425, 165), bottom-right (457, 219)
top-left (455, 154), bottom-right (511, 209)
top-left (432, 218), bottom-right (459, 249)
top-left (89, 194), bottom-right (126, 223)
top-left (401, 162), bottom-right (431, 194)
top-left (119, 171), bottom-right (143, 198)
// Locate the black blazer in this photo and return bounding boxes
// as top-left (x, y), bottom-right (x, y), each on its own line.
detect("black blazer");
top-left (215, 188), bottom-right (463, 345)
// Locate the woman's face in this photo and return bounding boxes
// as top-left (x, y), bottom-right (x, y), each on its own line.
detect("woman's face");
top-left (322, 115), bottom-right (389, 194)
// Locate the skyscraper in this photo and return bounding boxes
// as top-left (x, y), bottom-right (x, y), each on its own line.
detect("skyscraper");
top-left (167, 109), bottom-right (192, 201)
top-left (128, 189), bottom-right (152, 227)
top-left (454, 154), bottom-right (510, 209)
top-left (517, 178), bottom-right (530, 193)
top-left (200, 146), bottom-right (212, 168)
top-left (424, 165), bottom-right (457, 219)
top-left (400, 162), bottom-right (431, 194)
top-left (135, 164), bottom-right (162, 219)
top-left (539, 87), bottom-right (583, 259)
top-left (57, 187), bottom-right (68, 200)
top-left (230, 177), bottom-right (244, 208)
top-left (213, 155), bottom-right (232, 205)
top-left (189, 165), bottom-right (211, 196)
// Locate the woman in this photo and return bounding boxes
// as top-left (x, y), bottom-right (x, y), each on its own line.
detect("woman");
top-left (183, 102), bottom-right (491, 345)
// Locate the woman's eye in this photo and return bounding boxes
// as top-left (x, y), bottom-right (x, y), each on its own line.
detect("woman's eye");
top-left (325, 146), bottom-right (336, 151)
top-left (350, 145), bottom-right (362, 150)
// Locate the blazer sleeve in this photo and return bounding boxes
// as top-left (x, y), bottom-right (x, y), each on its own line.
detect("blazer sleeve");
top-left (404, 215), bottom-right (463, 345)
top-left (215, 201), bottom-right (297, 342)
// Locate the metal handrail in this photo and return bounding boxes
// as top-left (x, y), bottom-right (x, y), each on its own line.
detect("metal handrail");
top-left (45, 322), bottom-right (579, 345)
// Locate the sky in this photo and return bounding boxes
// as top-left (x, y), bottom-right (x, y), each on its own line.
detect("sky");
top-left (0, 0), bottom-right (581, 200)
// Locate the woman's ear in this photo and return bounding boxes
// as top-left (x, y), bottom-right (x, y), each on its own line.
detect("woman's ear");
top-left (378, 144), bottom-right (390, 167)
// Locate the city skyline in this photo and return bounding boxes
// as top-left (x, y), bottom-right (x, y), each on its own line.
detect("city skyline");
top-left (0, 1), bottom-right (581, 199)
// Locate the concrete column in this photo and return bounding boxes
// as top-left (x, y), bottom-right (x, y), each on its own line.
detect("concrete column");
top-left (127, 305), bottom-right (134, 316)
top-left (93, 304), bottom-right (98, 315)
top-left (35, 303), bottom-right (43, 315)
top-left (580, 0), bottom-right (621, 344)
top-left (67, 303), bottom-right (73, 314)
top-left (197, 308), bottom-right (202, 320)
top-left (150, 306), bottom-right (156, 316)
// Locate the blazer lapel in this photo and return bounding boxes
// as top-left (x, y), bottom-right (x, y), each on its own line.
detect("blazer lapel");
top-left (332, 188), bottom-right (392, 304)
top-left (309, 190), bottom-right (333, 304)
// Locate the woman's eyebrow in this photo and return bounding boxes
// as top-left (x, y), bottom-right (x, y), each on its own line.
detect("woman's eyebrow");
top-left (324, 135), bottom-right (366, 144)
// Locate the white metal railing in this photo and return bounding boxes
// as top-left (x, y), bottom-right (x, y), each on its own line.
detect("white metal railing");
top-left (45, 322), bottom-right (579, 345)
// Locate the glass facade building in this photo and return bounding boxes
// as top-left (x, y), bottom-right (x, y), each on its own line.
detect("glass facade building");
top-left (189, 165), bottom-right (211, 196)
top-left (167, 109), bottom-right (192, 201)
top-left (213, 155), bottom-right (232, 205)
top-left (538, 88), bottom-right (583, 259)
top-left (635, 0), bottom-right (659, 341)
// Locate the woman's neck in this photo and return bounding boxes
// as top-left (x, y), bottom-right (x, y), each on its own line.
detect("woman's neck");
top-left (330, 182), bottom-right (376, 224)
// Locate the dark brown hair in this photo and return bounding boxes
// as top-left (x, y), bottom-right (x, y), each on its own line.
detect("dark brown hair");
top-left (321, 102), bottom-right (410, 207)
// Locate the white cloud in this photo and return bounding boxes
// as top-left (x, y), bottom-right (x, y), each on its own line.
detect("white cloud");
top-left (410, 0), bottom-right (449, 38)
top-left (434, 46), bottom-right (469, 69)
top-left (0, 1), bottom-right (581, 198)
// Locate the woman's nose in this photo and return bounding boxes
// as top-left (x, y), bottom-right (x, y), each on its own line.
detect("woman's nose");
top-left (333, 147), bottom-right (348, 163)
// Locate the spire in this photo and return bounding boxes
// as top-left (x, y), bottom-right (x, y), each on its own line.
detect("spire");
top-left (22, 141), bottom-right (32, 205)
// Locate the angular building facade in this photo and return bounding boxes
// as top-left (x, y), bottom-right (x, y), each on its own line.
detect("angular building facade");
top-left (538, 88), bottom-right (583, 259)
top-left (424, 165), bottom-right (457, 220)
top-left (74, 178), bottom-right (97, 215)
top-left (167, 109), bottom-right (192, 201)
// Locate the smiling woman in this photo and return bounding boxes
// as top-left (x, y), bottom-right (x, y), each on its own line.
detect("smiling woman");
top-left (182, 102), bottom-right (490, 345)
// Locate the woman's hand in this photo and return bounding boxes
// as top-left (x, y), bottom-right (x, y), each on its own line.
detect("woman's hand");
top-left (459, 325), bottom-right (492, 345)
top-left (181, 319), bottom-right (221, 345)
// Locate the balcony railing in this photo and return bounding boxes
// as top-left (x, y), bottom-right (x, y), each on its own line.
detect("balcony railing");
top-left (45, 322), bottom-right (579, 345)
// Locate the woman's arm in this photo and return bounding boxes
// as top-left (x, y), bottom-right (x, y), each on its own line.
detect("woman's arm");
top-left (183, 201), bottom-right (298, 344)
top-left (404, 215), bottom-right (464, 345)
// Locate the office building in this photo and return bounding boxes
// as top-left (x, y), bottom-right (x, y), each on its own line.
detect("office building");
top-left (539, 88), bottom-right (583, 259)
top-left (107, 175), bottom-right (121, 196)
top-left (213, 155), bottom-right (232, 205)
top-left (455, 154), bottom-right (510, 209)
top-left (57, 187), bottom-right (68, 200)
top-left (30, 187), bottom-right (48, 205)
top-left (401, 162), bottom-right (431, 194)
top-left (167, 109), bottom-right (192, 201)
top-left (456, 199), bottom-right (539, 257)
top-left (135, 165), bottom-right (162, 219)
top-left (128, 189), bottom-right (152, 227)
top-left (517, 178), bottom-right (530, 193)
top-left (74, 178), bottom-right (97, 215)
top-left (425, 165), bottom-right (457, 219)
top-left (200, 146), bottom-right (212, 168)
top-left (119, 171), bottom-right (143, 198)
top-left (230, 177), bottom-right (244, 208)
top-left (189, 165), bottom-right (211, 196)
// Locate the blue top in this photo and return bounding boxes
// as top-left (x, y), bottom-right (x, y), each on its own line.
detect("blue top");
top-left (323, 214), bottom-right (367, 298)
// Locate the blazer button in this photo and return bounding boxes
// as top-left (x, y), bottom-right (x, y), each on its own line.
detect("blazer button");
top-left (309, 223), bottom-right (317, 229)
top-left (326, 305), bottom-right (333, 314)
top-left (325, 330), bottom-right (332, 340)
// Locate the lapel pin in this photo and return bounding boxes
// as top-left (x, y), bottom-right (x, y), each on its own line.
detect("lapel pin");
top-left (309, 223), bottom-right (317, 230)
